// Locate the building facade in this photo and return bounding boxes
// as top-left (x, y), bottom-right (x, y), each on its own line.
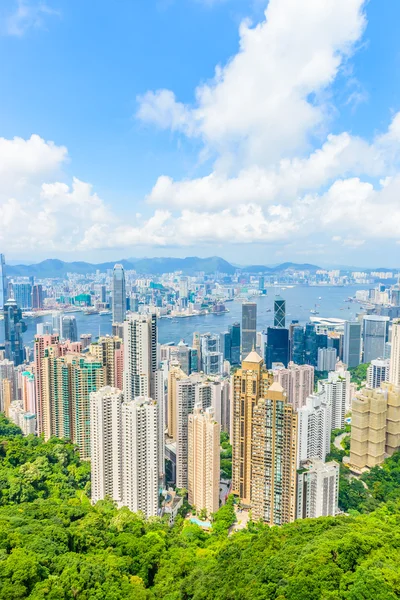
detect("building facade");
top-left (367, 358), bottom-right (390, 389)
top-left (241, 303), bottom-right (257, 356)
top-left (343, 321), bottom-right (361, 368)
top-left (296, 460), bottom-right (339, 519)
top-left (188, 406), bottom-right (220, 516)
top-left (349, 382), bottom-right (400, 469)
top-left (251, 382), bottom-right (297, 525)
top-left (112, 264), bottom-right (126, 324)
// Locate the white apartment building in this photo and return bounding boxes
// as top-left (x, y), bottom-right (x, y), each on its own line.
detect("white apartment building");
top-left (367, 358), bottom-right (390, 389)
top-left (297, 460), bottom-right (339, 519)
top-left (317, 347), bottom-right (337, 372)
top-left (90, 387), bottom-right (123, 504)
top-left (123, 313), bottom-right (158, 401)
top-left (390, 319), bottom-right (400, 387)
top-left (318, 369), bottom-right (350, 430)
top-left (90, 388), bottom-right (159, 518)
top-left (297, 392), bottom-right (331, 464)
top-left (122, 396), bottom-right (159, 518)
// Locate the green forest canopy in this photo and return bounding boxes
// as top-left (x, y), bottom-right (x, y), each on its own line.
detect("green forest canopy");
top-left (1, 414), bottom-right (400, 599)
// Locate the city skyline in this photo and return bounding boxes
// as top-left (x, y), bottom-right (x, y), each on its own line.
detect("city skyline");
top-left (0, 0), bottom-right (399, 266)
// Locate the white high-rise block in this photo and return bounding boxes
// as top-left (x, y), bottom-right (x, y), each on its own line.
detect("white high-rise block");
top-left (367, 358), bottom-right (390, 389)
top-left (123, 313), bottom-right (158, 402)
top-left (90, 387), bottom-right (123, 505)
top-left (297, 460), bottom-right (339, 519)
top-left (297, 392), bottom-right (331, 464)
top-left (122, 396), bottom-right (159, 518)
top-left (318, 368), bottom-right (350, 430)
top-left (390, 320), bottom-right (400, 387)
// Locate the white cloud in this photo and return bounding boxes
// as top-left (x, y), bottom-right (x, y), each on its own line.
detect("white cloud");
top-left (146, 128), bottom-right (389, 210)
top-left (137, 0), bottom-right (366, 168)
top-left (4, 0), bottom-right (60, 36)
top-left (1, 0), bottom-right (400, 262)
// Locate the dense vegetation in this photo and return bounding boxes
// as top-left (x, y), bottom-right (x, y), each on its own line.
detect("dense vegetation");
top-left (349, 363), bottom-right (369, 389)
top-left (328, 425), bottom-right (400, 515)
top-left (2, 414), bottom-right (400, 599)
top-left (220, 431), bottom-right (232, 480)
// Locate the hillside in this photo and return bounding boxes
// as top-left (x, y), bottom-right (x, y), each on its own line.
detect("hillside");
top-left (6, 257), bottom-right (321, 278)
top-left (1, 415), bottom-right (400, 600)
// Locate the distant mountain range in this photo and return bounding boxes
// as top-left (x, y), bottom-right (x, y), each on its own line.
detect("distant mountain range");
top-left (5, 257), bottom-right (323, 278)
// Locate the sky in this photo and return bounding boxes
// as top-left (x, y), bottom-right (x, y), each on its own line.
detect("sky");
top-left (0, 0), bottom-right (400, 268)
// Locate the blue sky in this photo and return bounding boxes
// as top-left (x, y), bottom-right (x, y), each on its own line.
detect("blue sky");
top-left (0, 0), bottom-right (400, 267)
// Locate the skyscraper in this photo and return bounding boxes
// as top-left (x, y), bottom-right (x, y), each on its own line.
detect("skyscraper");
top-left (389, 319), bottom-right (400, 387)
top-left (296, 460), bottom-right (339, 519)
top-left (61, 315), bottom-right (78, 342)
top-left (367, 358), bottom-right (390, 389)
top-left (4, 298), bottom-right (26, 366)
top-left (112, 264), bottom-right (126, 324)
top-left (241, 303), bottom-right (257, 356)
top-left (175, 377), bottom-right (200, 488)
top-left (179, 276), bottom-right (189, 299)
top-left (318, 370), bottom-right (350, 431)
top-left (291, 324), bottom-right (305, 364)
top-left (232, 350), bottom-right (273, 505)
top-left (343, 321), bottom-right (361, 368)
top-left (220, 331), bottom-right (231, 362)
top-left (229, 322), bottom-right (241, 365)
top-left (0, 254), bottom-right (6, 310)
top-left (121, 396), bottom-right (159, 518)
top-left (362, 315), bottom-right (389, 363)
top-left (31, 284), bottom-right (43, 309)
top-left (188, 405), bottom-right (220, 516)
top-left (273, 362), bottom-right (314, 410)
top-left (69, 354), bottom-right (105, 459)
top-left (274, 295), bottom-right (286, 328)
top-left (123, 312), bottom-right (163, 484)
top-left (317, 347), bottom-right (337, 372)
top-left (350, 382), bottom-right (400, 469)
top-left (13, 283), bottom-right (32, 310)
top-left (34, 334), bottom-right (59, 435)
top-left (0, 359), bottom-right (16, 413)
top-left (251, 382), bottom-right (297, 525)
top-left (200, 333), bottom-right (223, 375)
top-left (297, 392), bottom-right (331, 463)
top-left (265, 327), bottom-right (289, 368)
top-left (304, 323), bottom-right (318, 366)
top-left (89, 335), bottom-right (123, 388)
top-left (90, 387), bottom-right (124, 505)
top-left (123, 313), bottom-right (158, 401)
top-left (35, 337), bottom-right (105, 456)
top-left (90, 388), bottom-right (159, 518)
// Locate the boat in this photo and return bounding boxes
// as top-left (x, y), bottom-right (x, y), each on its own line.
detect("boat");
top-left (99, 310), bottom-right (111, 316)
top-left (310, 309), bottom-right (319, 315)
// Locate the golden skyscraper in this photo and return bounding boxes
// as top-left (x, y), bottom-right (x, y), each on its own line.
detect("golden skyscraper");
top-left (251, 382), bottom-right (297, 525)
top-left (188, 405), bottom-right (220, 516)
top-left (231, 350), bottom-right (273, 505)
top-left (232, 351), bottom-right (297, 525)
top-left (350, 382), bottom-right (400, 470)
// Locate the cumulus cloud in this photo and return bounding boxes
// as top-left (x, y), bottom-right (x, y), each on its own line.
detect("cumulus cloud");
top-left (137, 0), bottom-right (366, 168)
top-left (2, 0), bottom-right (400, 260)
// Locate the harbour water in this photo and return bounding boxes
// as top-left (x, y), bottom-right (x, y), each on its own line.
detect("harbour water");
top-left (0, 285), bottom-right (365, 348)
